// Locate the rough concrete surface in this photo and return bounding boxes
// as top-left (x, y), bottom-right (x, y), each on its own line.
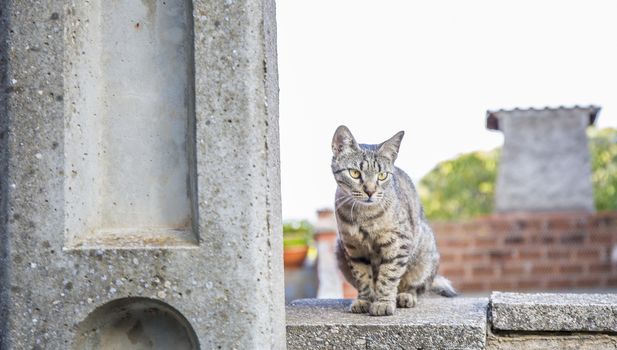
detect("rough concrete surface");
top-left (0, 0), bottom-right (285, 349)
top-left (64, 0), bottom-right (197, 248)
top-left (491, 292), bottom-right (617, 332)
top-left (487, 332), bottom-right (617, 350)
top-left (287, 297), bottom-right (488, 350)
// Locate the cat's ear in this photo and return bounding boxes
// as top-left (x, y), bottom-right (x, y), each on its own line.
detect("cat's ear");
top-left (332, 125), bottom-right (359, 157)
top-left (378, 131), bottom-right (404, 161)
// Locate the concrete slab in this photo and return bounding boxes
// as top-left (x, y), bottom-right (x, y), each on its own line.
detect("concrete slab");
top-left (287, 297), bottom-right (488, 350)
top-left (491, 292), bottom-right (617, 332)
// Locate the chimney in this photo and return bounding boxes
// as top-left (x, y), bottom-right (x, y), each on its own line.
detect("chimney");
top-left (487, 106), bottom-right (600, 213)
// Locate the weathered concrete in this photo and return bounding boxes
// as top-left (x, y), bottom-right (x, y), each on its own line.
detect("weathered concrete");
top-left (487, 332), bottom-right (617, 350)
top-left (72, 297), bottom-right (199, 349)
top-left (287, 294), bottom-right (617, 349)
top-left (487, 106), bottom-right (599, 212)
top-left (491, 292), bottom-right (617, 332)
top-left (0, 0), bottom-right (284, 349)
top-left (287, 298), bottom-right (488, 350)
top-left (64, 0), bottom-right (198, 248)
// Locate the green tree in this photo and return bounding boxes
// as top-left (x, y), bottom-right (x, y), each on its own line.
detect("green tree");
top-left (419, 127), bottom-right (617, 220)
top-left (419, 149), bottom-right (500, 220)
top-left (589, 127), bottom-right (617, 211)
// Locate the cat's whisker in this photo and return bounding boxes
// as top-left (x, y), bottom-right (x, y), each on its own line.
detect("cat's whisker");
top-left (335, 198), bottom-right (352, 211)
top-left (335, 196), bottom-right (351, 204)
top-left (350, 201), bottom-right (357, 223)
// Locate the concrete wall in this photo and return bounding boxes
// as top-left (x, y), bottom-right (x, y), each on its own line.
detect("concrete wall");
top-left (0, 0), bottom-right (285, 349)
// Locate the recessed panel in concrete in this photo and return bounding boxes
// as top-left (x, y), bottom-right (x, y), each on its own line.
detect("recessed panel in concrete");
top-left (73, 298), bottom-right (199, 350)
top-left (64, 0), bottom-right (197, 249)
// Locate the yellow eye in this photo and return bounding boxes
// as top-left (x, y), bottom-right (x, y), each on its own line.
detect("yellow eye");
top-left (378, 172), bottom-right (388, 181)
top-left (349, 169), bottom-right (361, 179)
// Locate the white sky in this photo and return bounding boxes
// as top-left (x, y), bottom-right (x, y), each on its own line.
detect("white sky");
top-left (276, 0), bottom-right (617, 221)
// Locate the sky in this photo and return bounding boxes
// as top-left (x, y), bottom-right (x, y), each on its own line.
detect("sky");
top-left (276, 0), bottom-right (617, 221)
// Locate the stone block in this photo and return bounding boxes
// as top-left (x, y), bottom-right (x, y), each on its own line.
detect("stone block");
top-left (287, 297), bottom-right (488, 350)
top-left (487, 333), bottom-right (617, 350)
top-left (490, 292), bottom-right (617, 332)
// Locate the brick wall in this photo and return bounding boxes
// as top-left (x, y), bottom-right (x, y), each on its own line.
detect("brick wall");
top-left (434, 212), bottom-right (617, 292)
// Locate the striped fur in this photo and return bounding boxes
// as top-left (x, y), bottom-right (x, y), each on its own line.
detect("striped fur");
top-left (332, 125), bottom-right (456, 316)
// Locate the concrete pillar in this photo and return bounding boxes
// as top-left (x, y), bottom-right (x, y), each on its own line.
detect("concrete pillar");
top-left (0, 0), bottom-right (285, 349)
top-left (487, 106), bottom-right (600, 213)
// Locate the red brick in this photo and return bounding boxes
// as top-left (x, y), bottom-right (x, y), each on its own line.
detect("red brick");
top-left (559, 265), bottom-right (583, 274)
top-left (471, 266), bottom-right (494, 277)
top-left (532, 234), bottom-right (557, 245)
top-left (440, 238), bottom-right (471, 249)
top-left (575, 277), bottom-right (603, 287)
top-left (489, 250), bottom-right (512, 261)
top-left (575, 249), bottom-right (601, 260)
top-left (439, 253), bottom-right (460, 264)
top-left (504, 234), bottom-right (525, 245)
top-left (458, 281), bottom-right (485, 291)
top-left (519, 279), bottom-right (544, 290)
top-left (547, 250), bottom-right (571, 260)
top-left (474, 237), bottom-right (498, 248)
top-left (589, 263), bottom-right (611, 273)
top-left (489, 280), bottom-right (517, 291)
top-left (546, 216), bottom-right (574, 230)
top-left (440, 267), bottom-right (465, 277)
top-left (591, 214), bottom-right (617, 229)
top-left (590, 233), bottom-right (613, 244)
top-left (547, 279), bottom-right (574, 289)
top-left (462, 251), bottom-right (488, 263)
top-left (531, 264), bottom-right (556, 275)
top-left (502, 265), bottom-right (525, 275)
top-left (560, 232), bottom-right (586, 245)
top-left (518, 250), bottom-right (544, 260)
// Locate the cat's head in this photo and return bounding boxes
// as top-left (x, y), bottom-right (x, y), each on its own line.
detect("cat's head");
top-left (331, 125), bottom-right (404, 205)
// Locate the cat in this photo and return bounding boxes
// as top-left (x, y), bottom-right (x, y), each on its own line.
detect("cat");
top-left (331, 125), bottom-right (456, 316)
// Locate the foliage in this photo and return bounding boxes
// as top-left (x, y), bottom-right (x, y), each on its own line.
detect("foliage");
top-left (419, 149), bottom-right (500, 220)
top-left (589, 127), bottom-right (617, 211)
top-left (419, 127), bottom-right (617, 220)
top-left (283, 220), bottom-right (313, 248)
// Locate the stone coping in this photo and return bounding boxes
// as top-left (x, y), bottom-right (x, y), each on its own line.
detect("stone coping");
top-left (287, 297), bottom-right (488, 350)
top-left (287, 293), bottom-right (617, 349)
top-left (490, 291), bottom-right (617, 332)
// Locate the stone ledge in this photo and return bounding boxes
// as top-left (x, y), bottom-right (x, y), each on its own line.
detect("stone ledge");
top-left (490, 291), bottom-right (617, 332)
top-left (286, 293), bottom-right (617, 349)
top-left (286, 297), bottom-right (488, 350)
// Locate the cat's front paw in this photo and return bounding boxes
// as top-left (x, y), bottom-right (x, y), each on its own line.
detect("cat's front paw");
top-left (369, 300), bottom-right (395, 316)
top-left (396, 292), bottom-right (417, 308)
top-left (350, 299), bottom-right (371, 313)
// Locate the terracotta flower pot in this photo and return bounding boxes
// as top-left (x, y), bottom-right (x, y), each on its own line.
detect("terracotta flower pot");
top-left (283, 245), bottom-right (308, 268)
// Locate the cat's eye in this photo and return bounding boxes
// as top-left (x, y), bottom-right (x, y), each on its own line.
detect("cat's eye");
top-left (378, 172), bottom-right (388, 181)
top-left (349, 169), bottom-right (361, 179)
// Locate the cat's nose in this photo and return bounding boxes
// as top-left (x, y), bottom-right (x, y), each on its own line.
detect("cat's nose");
top-left (363, 186), bottom-right (376, 197)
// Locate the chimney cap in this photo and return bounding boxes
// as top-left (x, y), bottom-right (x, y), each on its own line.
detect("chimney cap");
top-left (486, 105), bottom-right (601, 131)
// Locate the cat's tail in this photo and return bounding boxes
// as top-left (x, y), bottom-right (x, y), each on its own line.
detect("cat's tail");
top-left (431, 275), bottom-right (457, 297)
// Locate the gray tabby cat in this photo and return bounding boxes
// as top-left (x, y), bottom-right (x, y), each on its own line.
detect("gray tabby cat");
top-left (332, 125), bottom-right (456, 316)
